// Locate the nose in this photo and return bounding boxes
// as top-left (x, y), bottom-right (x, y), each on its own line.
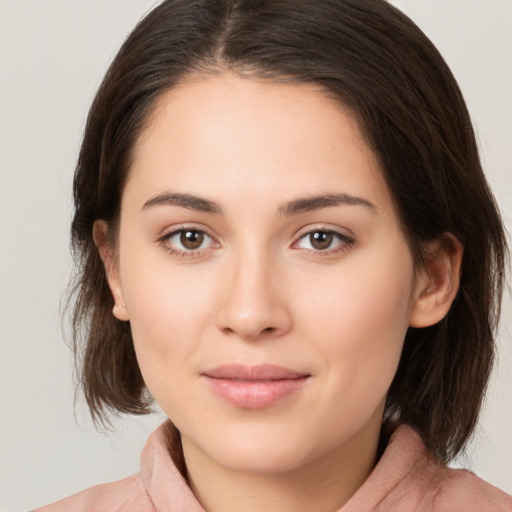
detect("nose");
top-left (216, 247), bottom-right (292, 341)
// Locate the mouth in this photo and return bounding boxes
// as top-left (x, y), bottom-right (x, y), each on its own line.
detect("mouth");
top-left (201, 364), bottom-right (311, 409)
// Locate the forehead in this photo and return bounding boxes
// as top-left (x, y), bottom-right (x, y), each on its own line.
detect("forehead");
top-left (127, 72), bottom-right (391, 214)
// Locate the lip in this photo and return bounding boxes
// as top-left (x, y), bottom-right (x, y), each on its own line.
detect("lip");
top-left (201, 364), bottom-right (310, 409)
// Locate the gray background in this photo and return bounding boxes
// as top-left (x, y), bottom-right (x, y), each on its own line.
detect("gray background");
top-left (0, 1), bottom-right (510, 511)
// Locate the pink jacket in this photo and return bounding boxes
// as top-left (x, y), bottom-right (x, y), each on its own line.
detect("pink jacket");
top-left (35, 422), bottom-right (512, 512)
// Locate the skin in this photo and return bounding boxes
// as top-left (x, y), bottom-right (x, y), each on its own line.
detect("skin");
top-left (95, 72), bottom-right (462, 512)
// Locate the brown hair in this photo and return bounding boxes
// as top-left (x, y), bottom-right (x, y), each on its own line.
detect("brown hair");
top-left (69, 0), bottom-right (508, 463)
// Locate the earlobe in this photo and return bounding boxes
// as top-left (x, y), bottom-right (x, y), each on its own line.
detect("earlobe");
top-left (112, 303), bottom-right (129, 322)
top-left (409, 233), bottom-right (463, 328)
top-left (93, 220), bottom-right (130, 322)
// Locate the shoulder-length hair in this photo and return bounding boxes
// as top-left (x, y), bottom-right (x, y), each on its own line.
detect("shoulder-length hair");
top-left (69, 0), bottom-right (507, 463)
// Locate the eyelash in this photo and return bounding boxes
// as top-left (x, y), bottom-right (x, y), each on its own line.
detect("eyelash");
top-left (158, 226), bottom-right (355, 259)
top-left (157, 226), bottom-right (218, 259)
top-left (293, 229), bottom-right (355, 258)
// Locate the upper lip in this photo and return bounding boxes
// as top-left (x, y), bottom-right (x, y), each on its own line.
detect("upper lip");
top-left (202, 364), bottom-right (310, 381)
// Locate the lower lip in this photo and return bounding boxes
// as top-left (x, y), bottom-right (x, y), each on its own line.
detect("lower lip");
top-left (202, 376), bottom-right (309, 409)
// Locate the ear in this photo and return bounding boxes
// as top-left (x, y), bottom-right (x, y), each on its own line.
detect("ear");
top-left (409, 233), bottom-right (463, 328)
top-left (93, 220), bottom-right (130, 322)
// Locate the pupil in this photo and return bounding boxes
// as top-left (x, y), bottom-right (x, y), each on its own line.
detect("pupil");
top-left (311, 231), bottom-right (332, 250)
top-left (180, 230), bottom-right (204, 250)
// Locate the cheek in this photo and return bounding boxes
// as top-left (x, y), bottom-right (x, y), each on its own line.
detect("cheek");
top-left (293, 241), bottom-right (415, 394)
top-left (120, 229), bottom-right (215, 332)
top-left (118, 247), bottom-right (217, 401)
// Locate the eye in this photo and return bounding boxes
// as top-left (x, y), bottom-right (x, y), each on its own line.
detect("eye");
top-left (160, 228), bottom-right (217, 257)
top-left (294, 229), bottom-right (354, 254)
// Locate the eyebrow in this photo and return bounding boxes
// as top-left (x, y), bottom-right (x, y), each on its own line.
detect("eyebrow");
top-left (278, 193), bottom-right (377, 216)
top-left (142, 192), bottom-right (222, 214)
top-left (141, 191), bottom-right (377, 216)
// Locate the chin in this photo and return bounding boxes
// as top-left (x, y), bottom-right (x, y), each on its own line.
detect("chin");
top-left (211, 440), bottom-right (314, 474)
top-left (185, 419), bottom-right (338, 475)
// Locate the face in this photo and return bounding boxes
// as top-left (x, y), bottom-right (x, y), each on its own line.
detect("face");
top-left (104, 73), bottom-right (426, 474)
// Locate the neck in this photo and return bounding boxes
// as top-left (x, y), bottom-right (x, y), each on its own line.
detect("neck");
top-left (181, 420), bottom-right (381, 512)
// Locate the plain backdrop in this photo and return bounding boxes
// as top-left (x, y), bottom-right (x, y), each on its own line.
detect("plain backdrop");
top-left (0, 1), bottom-right (511, 511)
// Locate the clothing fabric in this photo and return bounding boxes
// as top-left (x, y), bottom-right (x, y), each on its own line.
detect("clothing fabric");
top-left (35, 421), bottom-right (512, 512)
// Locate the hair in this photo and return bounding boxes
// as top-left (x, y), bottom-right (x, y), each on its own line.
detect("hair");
top-left (69, 0), bottom-right (508, 463)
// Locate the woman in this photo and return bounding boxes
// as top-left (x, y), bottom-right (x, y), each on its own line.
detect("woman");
top-left (35, 0), bottom-right (511, 510)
